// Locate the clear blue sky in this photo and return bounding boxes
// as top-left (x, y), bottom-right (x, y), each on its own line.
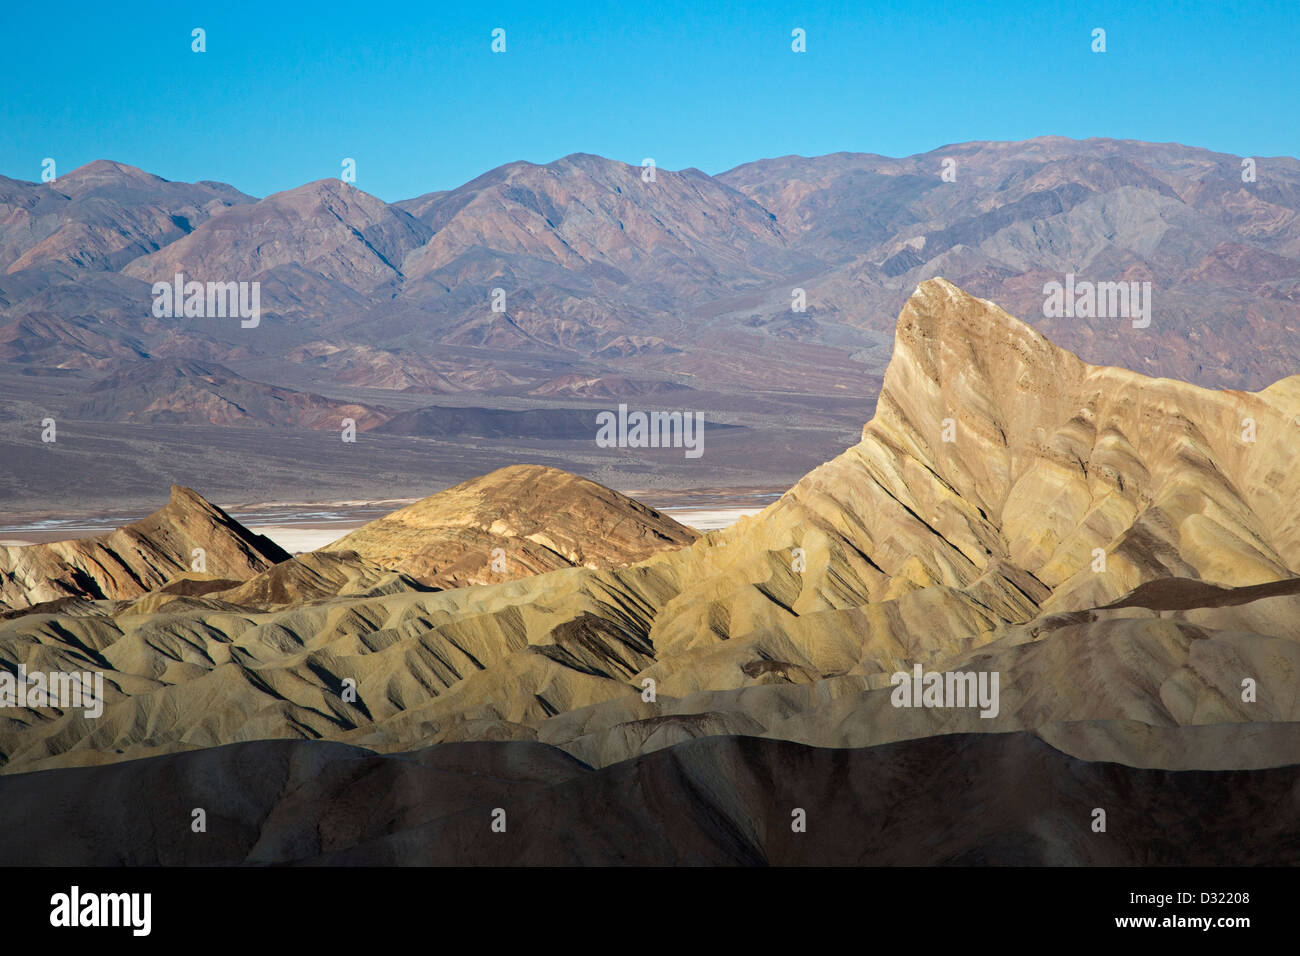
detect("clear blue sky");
top-left (3, 0), bottom-right (1296, 201)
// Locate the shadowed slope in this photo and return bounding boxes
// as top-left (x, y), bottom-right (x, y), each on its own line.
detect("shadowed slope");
top-left (1, 733), bottom-right (1298, 865)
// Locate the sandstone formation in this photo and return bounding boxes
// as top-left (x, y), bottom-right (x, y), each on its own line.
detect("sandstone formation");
top-left (0, 485), bottom-right (288, 609)
top-left (322, 464), bottom-right (699, 588)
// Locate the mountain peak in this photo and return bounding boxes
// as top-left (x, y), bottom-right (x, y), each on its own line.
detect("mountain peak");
top-left (287, 177), bottom-right (362, 196)
top-left (166, 483), bottom-right (221, 515)
top-left (879, 277), bottom-right (1080, 441)
top-left (60, 159), bottom-right (163, 186)
top-left (119, 175), bottom-right (431, 293)
top-left (898, 277), bottom-right (1064, 360)
top-left (258, 177), bottom-right (385, 210)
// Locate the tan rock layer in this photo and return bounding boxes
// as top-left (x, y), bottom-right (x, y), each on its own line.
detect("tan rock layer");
top-left (323, 464), bottom-right (698, 589)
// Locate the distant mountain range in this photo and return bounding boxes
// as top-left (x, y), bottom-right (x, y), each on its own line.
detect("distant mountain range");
top-left (2, 138), bottom-right (1297, 400)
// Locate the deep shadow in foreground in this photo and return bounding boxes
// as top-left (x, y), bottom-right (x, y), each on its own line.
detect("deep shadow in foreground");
top-left (2, 732), bottom-right (1297, 866)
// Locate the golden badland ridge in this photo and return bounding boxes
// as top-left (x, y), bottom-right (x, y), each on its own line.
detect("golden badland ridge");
top-left (0, 486), bottom-right (289, 610)
top-left (2, 278), bottom-right (1299, 776)
top-left (323, 464), bottom-right (697, 588)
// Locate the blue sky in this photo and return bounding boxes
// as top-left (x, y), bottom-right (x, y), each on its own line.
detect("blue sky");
top-left (2, 0), bottom-right (1297, 201)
